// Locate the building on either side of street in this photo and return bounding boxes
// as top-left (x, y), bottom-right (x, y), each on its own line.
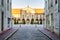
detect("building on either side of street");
top-left (0, 0), bottom-right (12, 33)
top-left (44, 0), bottom-right (59, 36)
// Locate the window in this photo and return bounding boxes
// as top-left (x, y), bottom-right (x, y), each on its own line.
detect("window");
top-left (23, 15), bottom-right (24, 18)
top-left (55, 0), bottom-right (57, 4)
top-left (45, 0), bottom-right (47, 3)
top-left (32, 15), bottom-right (34, 18)
top-left (51, 3), bottom-right (53, 7)
top-left (7, 0), bottom-right (9, 10)
top-left (7, 0), bottom-right (9, 3)
top-left (51, 4), bottom-right (53, 7)
top-left (27, 19), bottom-right (29, 21)
top-left (7, 4), bottom-right (9, 10)
top-left (1, 0), bottom-right (4, 6)
top-left (51, 0), bottom-right (53, 7)
top-left (51, 13), bottom-right (53, 21)
top-left (8, 18), bottom-right (10, 27)
top-left (58, 10), bottom-right (60, 12)
top-left (8, 18), bottom-right (10, 24)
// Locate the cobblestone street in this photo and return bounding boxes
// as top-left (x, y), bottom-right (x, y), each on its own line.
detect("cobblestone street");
top-left (8, 25), bottom-right (51, 40)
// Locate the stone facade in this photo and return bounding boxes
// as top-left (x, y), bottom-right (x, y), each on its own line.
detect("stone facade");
top-left (45, 0), bottom-right (59, 35)
top-left (0, 0), bottom-right (12, 33)
top-left (58, 0), bottom-right (60, 35)
top-left (20, 7), bottom-right (44, 24)
top-left (20, 10), bottom-right (43, 24)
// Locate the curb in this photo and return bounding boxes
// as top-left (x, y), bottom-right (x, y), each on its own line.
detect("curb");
top-left (4, 29), bottom-right (18, 40)
top-left (37, 29), bottom-right (53, 40)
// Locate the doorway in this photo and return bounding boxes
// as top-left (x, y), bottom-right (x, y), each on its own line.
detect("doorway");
top-left (1, 11), bottom-right (4, 31)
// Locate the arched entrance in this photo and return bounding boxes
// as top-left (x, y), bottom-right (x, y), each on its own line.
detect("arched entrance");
top-left (26, 19), bottom-right (30, 24)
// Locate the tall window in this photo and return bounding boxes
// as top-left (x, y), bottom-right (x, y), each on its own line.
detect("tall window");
top-left (58, 10), bottom-right (60, 12)
top-left (51, 13), bottom-right (53, 21)
top-left (55, 0), bottom-right (57, 4)
top-left (1, 0), bottom-right (4, 6)
top-left (7, 0), bottom-right (9, 3)
top-left (8, 18), bottom-right (10, 27)
top-left (23, 15), bottom-right (24, 19)
top-left (7, 0), bottom-right (9, 10)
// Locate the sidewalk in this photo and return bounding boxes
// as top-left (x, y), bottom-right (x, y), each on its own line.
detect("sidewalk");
top-left (38, 27), bottom-right (59, 40)
top-left (0, 28), bottom-right (18, 40)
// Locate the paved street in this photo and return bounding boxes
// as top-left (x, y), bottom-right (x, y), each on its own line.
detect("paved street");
top-left (8, 24), bottom-right (51, 40)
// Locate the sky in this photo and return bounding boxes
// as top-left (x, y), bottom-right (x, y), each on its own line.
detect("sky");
top-left (12, 0), bottom-right (45, 8)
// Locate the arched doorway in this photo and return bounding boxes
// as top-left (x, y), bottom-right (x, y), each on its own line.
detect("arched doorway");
top-left (26, 19), bottom-right (30, 24)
